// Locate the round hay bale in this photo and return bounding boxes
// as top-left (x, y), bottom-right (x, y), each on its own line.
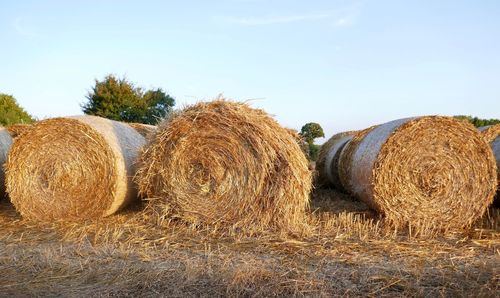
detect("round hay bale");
top-left (0, 128), bottom-right (13, 198)
top-left (128, 123), bottom-right (157, 138)
top-left (6, 115), bottom-right (145, 222)
top-left (6, 123), bottom-right (33, 138)
top-left (136, 100), bottom-right (312, 230)
top-left (338, 116), bottom-right (497, 229)
top-left (480, 124), bottom-right (500, 207)
top-left (316, 131), bottom-right (357, 189)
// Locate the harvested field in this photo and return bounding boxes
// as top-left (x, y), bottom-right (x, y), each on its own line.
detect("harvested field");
top-left (337, 117), bottom-right (497, 232)
top-left (5, 116), bottom-right (145, 222)
top-left (0, 189), bottom-right (498, 297)
top-left (136, 100), bottom-right (312, 232)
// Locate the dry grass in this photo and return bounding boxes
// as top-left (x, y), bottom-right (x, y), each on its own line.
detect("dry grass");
top-left (136, 100), bottom-right (312, 233)
top-left (338, 117), bottom-right (497, 233)
top-left (0, 188), bottom-right (498, 297)
top-left (5, 116), bottom-right (146, 222)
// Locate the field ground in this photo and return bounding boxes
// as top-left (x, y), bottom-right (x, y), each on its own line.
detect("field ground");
top-left (0, 189), bottom-right (498, 297)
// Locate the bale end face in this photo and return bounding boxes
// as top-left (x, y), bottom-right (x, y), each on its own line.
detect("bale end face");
top-left (340, 117), bottom-right (497, 231)
top-left (6, 116), bottom-right (144, 222)
top-left (136, 100), bottom-right (312, 231)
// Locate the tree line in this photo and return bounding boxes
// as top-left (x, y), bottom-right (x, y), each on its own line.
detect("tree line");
top-left (0, 75), bottom-right (498, 162)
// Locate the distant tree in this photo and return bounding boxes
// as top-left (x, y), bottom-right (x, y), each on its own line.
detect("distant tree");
top-left (300, 122), bottom-right (325, 145)
top-left (454, 115), bottom-right (500, 128)
top-left (82, 75), bottom-right (175, 124)
top-left (0, 93), bottom-right (35, 126)
top-left (141, 88), bottom-right (175, 124)
top-left (298, 122), bottom-right (325, 161)
top-left (308, 143), bottom-right (321, 161)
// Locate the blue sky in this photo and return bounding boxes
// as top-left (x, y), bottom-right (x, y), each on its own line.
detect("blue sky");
top-left (1, 0), bottom-right (499, 142)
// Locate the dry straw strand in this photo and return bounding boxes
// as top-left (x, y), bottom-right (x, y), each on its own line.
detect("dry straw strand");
top-left (6, 115), bottom-right (146, 221)
top-left (136, 99), bottom-right (312, 232)
top-left (338, 116), bottom-right (497, 230)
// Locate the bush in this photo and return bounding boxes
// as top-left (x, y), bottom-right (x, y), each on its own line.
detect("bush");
top-left (0, 93), bottom-right (35, 126)
top-left (454, 115), bottom-right (500, 128)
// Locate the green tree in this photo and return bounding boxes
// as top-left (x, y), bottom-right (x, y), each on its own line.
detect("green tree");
top-left (300, 122), bottom-right (325, 145)
top-left (308, 143), bottom-right (321, 161)
top-left (0, 93), bottom-right (35, 126)
top-left (299, 122), bottom-right (325, 161)
top-left (141, 88), bottom-right (175, 124)
top-left (82, 75), bottom-right (175, 124)
top-left (454, 115), bottom-right (500, 127)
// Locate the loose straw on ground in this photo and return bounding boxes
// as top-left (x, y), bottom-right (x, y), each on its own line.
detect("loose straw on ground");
top-left (136, 100), bottom-right (312, 231)
top-left (337, 116), bottom-right (497, 230)
top-left (480, 124), bottom-right (500, 207)
top-left (6, 115), bottom-right (145, 222)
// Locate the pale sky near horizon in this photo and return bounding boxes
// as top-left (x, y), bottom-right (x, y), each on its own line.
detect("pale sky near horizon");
top-left (1, 0), bottom-right (499, 143)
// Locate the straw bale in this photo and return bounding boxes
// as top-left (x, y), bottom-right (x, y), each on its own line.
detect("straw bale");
top-left (338, 116), bottom-right (497, 229)
top-left (136, 100), bottom-right (312, 230)
top-left (480, 124), bottom-right (500, 206)
top-left (5, 115), bottom-right (145, 221)
top-left (285, 128), bottom-right (309, 159)
top-left (316, 131), bottom-right (356, 189)
top-left (127, 123), bottom-right (157, 138)
top-left (0, 128), bottom-right (13, 198)
top-left (6, 123), bottom-right (33, 138)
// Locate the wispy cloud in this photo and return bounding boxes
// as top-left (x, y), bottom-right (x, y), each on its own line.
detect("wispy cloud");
top-left (334, 17), bottom-right (354, 27)
top-left (217, 13), bottom-right (330, 26)
top-left (12, 17), bottom-right (44, 39)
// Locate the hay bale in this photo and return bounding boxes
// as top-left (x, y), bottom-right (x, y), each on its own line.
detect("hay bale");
top-left (6, 123), bottom-right (33, 138)
top-left (480, 124), bottom-right (500, 207)
top-left (338, 116), bottom-right (497, 230)
top-left (6, 115), bottom-right (145, 222)
top-left (285, 128), bottom-right (309, 160)
top-left (0, 128), bottom-right (13, 198)
top-left (128, 123), bottom-right (156, 138)
top-left (316, 131), bottom-right (357, 189)
top-left (136, 100), bottom-right (312, 230)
